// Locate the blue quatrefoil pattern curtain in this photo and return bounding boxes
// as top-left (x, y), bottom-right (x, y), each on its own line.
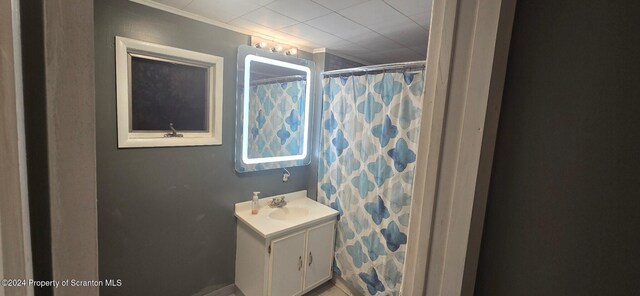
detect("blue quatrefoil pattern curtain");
top-left (318, 70), bottom-right (425, 295)
top-left (242, 80), bottom-right (306, 171)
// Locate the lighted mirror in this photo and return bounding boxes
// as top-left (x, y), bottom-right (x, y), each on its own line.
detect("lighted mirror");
top-left (235, 45), bottom-right (314, 172)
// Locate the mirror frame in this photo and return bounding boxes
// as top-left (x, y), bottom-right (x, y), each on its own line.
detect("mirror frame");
top-left (235, 45), bottom-right (314, 172)
top-left (241, 55), bottom-right (311, 164)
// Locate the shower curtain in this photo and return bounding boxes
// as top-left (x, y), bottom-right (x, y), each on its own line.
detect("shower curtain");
top-left (317, 70), bottom-right (425, 295)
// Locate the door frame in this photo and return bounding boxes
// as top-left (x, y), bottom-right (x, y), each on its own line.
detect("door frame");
top-left (43, 1), bottom-right (99, 295)
top-left (42, 0), bottom-right (518, 295)
top-left (402, 0), bottom-right (517, 295)
top-left (0, 0), bottom-right (34, 295)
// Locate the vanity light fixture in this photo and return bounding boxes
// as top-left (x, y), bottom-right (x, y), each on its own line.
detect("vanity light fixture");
top-left (251, 36), bottom-right (298, 56)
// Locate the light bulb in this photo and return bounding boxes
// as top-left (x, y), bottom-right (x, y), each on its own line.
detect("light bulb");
top-left (272, 45), bottom-right (284, 53)
top-left (286, 48), bottom-right (298, 55)
top-left (255, 41), bottom-right (267, 48)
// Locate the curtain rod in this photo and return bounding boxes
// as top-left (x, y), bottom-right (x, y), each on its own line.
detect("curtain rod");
top-left (322, 61), bottom-right (426, 77)
top-left (250, 75), bottom-right (306, 86)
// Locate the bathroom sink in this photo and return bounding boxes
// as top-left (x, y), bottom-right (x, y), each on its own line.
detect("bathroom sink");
top-left (268, 207), bottom-right (310, 221)
top-left (234, 190), bottom-right (339, 238)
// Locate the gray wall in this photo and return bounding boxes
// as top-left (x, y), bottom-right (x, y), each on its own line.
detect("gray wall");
top-left (324, 52), bottom-right (364, 71)
top-left (95, 1), bottom-right (311, 295)
top-left (475, 1), bottom-right (640, 295)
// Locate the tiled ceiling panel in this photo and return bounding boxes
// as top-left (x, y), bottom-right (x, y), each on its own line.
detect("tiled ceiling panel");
top-left (143, 0), bottom-right (432, 64)
top-left (267, 0), bottom-right (332, 22)
top-left (152, 0), bottom-right (192, 9)
top-left (240, 7), bottom-right (298, 29)
top-left (375, 18), bottom-right (429, 47)
top-left (408, 11), bottom-right (431, 29)
top-left (183, 0), bottom-right (261, 22)
top-left (383, 0), bottom-right (431, 19)
top-left (310, 0), bottom-right (368, 11)
top-left (246, 0), bottom-right (278, 5)
top-left (305, 13), bottom-right (372, 40)
top-left (339, 0), bottom-right (407, 30)
top-left (280, 23), bottom-right (341, 44)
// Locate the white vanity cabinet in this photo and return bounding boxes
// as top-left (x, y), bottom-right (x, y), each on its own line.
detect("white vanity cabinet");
top-left (269, 221), bottom-right (335, 295)
top-left (234, 191), bottom-right (339, 296)
top-left (269, 230), bottom-right (307, 295)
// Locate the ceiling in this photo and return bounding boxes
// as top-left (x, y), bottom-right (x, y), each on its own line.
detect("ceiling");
top-left (145, 0), bottom-right (432, 64)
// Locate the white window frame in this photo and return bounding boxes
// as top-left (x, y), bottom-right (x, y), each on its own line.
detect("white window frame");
top-left (115, 36), bottom-right (224, 148)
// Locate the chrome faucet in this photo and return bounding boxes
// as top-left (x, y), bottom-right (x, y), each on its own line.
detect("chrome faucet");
top-left (269, 196), bottom-right (287, 208)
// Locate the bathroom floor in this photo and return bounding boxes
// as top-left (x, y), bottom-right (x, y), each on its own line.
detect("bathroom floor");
top-left (230, 282), bottom-right (348, 296)
top-left (304, 282), bottom-right (349, 296)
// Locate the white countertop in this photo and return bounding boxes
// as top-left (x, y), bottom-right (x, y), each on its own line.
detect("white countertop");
top-left (234, 190), bottom-right (339, 239)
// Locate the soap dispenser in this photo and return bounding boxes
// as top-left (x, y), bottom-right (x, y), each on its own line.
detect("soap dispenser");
top-left (251, 192), bottom-right (260, 215)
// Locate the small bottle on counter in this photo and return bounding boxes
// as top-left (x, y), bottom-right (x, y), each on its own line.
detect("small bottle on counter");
top-left (251, 192), bottom-right (260, 215)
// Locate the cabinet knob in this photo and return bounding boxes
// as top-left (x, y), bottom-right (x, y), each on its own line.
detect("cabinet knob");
top-left (308, 252), bottom-right (313, 266)
top-left (298, 256), bottom-right (303, 271)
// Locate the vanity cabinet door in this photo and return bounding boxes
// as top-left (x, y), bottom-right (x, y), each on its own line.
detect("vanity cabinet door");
top-left (269, 230), bottom-right (306, 296)
top-left (304, 221), bottom-right (336, 290)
